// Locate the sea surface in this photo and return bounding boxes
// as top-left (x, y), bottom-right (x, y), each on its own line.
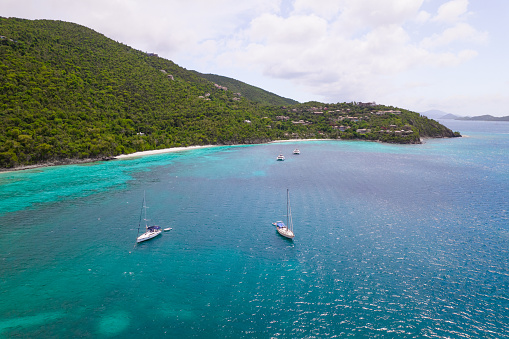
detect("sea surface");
top-left (0, 120), bottom-right (508, 338)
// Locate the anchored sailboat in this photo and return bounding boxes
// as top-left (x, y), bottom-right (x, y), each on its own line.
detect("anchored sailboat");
top-left (136, 192), bottom-right (162, 243)
top-left (273, 189), bottom-right (295, 239)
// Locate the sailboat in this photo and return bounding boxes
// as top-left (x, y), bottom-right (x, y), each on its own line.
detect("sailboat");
top-left (136, 192), bottom-right (162, 243)
top-left (272, 189), bottom-right (295, 239)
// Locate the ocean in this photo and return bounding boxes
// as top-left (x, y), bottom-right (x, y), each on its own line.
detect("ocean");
top-left (0, 120), bottom-right (508, 338)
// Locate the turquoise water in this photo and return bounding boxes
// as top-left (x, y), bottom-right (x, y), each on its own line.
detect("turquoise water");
top-left (0, 120), bottom-right (508, 338)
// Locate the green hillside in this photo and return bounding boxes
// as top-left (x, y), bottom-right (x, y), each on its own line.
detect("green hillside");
top-left (193, 72), bottom-right (299, 106)
top-left (0, 18), bottom-right (459, 169)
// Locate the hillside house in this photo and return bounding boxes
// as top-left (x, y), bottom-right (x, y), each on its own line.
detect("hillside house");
top-left (214, 84), bottom-right (228, 91)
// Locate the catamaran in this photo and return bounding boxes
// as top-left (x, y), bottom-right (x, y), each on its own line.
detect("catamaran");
top-left (293, 149), bottom-right (300, 155)
top-left (277, 154), bottom-right (285, 161)
top-left (273, 189), bottom-right (295, 239)
top-left (136, 192), bottom-right (162, 243)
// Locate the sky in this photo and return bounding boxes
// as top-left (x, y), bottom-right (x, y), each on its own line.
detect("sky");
top-left (3, 0), bottom-right (509, 117)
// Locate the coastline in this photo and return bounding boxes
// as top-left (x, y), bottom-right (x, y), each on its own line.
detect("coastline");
top-left (0, 157), bottom-right (109, 174)
top-left (0, 145), bottom-right (218, 174)
top-left (0, 140), bottom-right (333, 174)
top-left (1, 137), bottom-right (443, 173)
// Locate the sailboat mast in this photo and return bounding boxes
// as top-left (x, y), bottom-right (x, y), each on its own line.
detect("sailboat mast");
top-left (288, 189), bottom-right (293, 232)
top-left (143, 191), bottom-right (148, 229)
top-left (135, 191), bottom-right (145, 241)
top-left (286, 189), bottom-right (289, 229)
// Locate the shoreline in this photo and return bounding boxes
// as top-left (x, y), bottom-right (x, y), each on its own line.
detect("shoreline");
top-left (1, 140), bottom-right (327, 174)
top-left (0, 157), bottom-right (109, 174)
top-left (0, 145), bottom-right (218, 174)
top-left (1, 136), bottom-right (455, 174)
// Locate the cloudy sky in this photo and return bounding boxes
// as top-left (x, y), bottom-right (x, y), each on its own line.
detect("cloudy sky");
top-left (4, 0), bottom-right (509, 116)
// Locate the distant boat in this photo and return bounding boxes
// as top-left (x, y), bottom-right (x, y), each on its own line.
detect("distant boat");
top-left (136, 192), bottom-right (162, 243)
top-left (277, 154), bottom-right (285, 161)
top-left (273, 189), bottom-right (295, 239)
top-left (293, 149), bottom-right (300, 155)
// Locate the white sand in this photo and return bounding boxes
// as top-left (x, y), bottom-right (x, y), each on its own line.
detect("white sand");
top-left (115, 145), bottom-right (216, 159)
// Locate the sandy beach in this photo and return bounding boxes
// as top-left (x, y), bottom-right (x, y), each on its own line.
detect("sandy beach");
top-left (115, 145), bottom-right (217, 159)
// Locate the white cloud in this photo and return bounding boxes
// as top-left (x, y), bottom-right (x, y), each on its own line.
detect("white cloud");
top-left (432, 0), bottom-right (469, 23)
top-left (224, 0), bottom-right (487, 104)
top-left (334, 0), bottom-right (424, 32)
top-left (292, 0), bottom-right (342, 20)
top-left (248, 13), bottom-right (328, 45)
top-left (415, 10), bottom-right (431, 23)
top-left (421, 23), bottom-right (488, 49)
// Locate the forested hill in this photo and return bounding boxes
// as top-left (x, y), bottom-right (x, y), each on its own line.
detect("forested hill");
top-left (0, 18), bottom-right (458, 169)
top-left (192, 72), bottom-right (298, 106)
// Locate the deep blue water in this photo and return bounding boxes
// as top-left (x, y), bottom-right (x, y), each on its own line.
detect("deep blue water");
top-left (0, 120), bottom-right (508, 338)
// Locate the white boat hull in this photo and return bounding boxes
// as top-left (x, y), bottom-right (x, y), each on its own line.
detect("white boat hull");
top-left (137, 229), bottom-right (162, 243)
top-left (276, 227), bottom-right (294, 239)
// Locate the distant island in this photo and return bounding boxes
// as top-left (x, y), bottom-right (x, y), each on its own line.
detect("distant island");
top-left (455, 115), bottom-right (509, 121)
top-left (0, 18), bottom-right (460, 170)
top-left (422, 110), bottom-right (509, 121)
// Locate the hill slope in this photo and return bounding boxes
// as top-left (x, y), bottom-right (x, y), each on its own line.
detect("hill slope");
top-left (193, 72), bottom-right (298, 106)
top-left (0, 18), bottom-right (459, 169)
top-left (0, 18), bottom-right (282, 168)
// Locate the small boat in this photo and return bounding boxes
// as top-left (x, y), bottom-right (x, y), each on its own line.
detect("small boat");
top-left (277, 154), bottom-right (285, 161)
top-left (293, 149), bottom-right (300, 155)
top-left (164, 228), bottom-right (172, 232)
top-left (273, 189), bottom-right (295, 239)
top-left (136, 192), bottom-right (162, 243)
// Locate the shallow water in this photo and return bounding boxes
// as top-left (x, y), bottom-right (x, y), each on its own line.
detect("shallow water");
top-left (0, 120), bottom-right (508, 338)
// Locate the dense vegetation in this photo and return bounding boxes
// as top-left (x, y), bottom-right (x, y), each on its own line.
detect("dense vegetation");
top-left (0, 18), bottom-right (459, 169)
top-left (192, 72), bottom-right (298, 106)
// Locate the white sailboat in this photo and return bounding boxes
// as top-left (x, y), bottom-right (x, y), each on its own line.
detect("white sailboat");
top-left (136, 192), bottom-right (162, 243)
top-left (273, 189), bottom-right (295, 239)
